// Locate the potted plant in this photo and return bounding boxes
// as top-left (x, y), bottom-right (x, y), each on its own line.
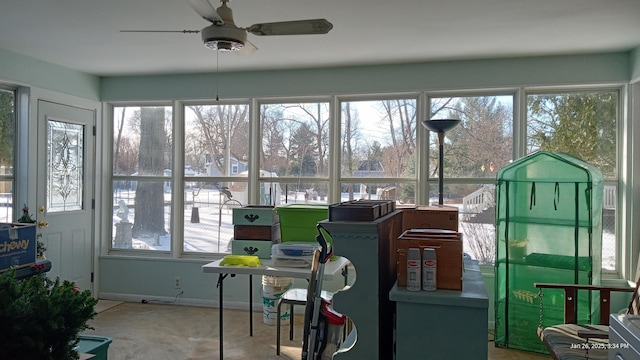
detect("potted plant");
top-left (0, 269), bottom-right (98, 360)
top-left (17, 204), bottom-right (47, 258)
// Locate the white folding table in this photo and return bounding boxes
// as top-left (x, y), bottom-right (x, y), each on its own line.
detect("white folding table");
top-left (202, 256), bottom-right (350, 359)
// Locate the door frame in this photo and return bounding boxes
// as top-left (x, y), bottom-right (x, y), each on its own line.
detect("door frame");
top-left (33, 97), bottom-right (98, 293)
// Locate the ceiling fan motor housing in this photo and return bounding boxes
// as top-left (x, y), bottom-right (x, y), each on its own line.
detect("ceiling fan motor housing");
top-left (201, 24), bottom-right (247, 51)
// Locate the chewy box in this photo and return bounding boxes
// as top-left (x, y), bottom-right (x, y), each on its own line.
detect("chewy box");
top-left (0, 222), bottom-right (37, 271)
top-left (76, 335), bottom-right (112, 360)
top-left (275, 204), bottom-right (330, 243)
top-left (231, 239), bottom-right (273, 259)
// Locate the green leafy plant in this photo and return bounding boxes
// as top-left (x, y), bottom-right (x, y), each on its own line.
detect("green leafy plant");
top-left (0, 269), bottom-right (98, 360)
top-left (17, 204), bottom-right (47, 258)
top-left (18, 204), bottom-right (36, 223)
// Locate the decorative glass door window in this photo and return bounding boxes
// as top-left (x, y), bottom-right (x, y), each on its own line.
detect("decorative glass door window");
top-left (47, 119), bottom-right (84, 212)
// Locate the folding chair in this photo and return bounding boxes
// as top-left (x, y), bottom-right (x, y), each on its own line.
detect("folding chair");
top-left (276, 250), bottom-right (333, 355)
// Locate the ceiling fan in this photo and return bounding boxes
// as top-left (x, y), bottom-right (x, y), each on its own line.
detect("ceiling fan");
top-left (121, 0), bottom-right (333, 54)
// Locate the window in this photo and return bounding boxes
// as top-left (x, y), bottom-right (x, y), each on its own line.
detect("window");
top-left (182, 103), bottom-right (250, 254)
top-left (260, 101), bottom-right (330, 204)
top-left (526, 90), bottom-right (619, 270)
top-left (111, 105), bottom-right (173, 251)
top-left (105, 87), bottom-right (623, 271)
top-left (428, 95), bottom-right (514, 264)
top-left (340, 99), bottom-right (418, 204)
top-left (0, 87), bottom-right (14, 223)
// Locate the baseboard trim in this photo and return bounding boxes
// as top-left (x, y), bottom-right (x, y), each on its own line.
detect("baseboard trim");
top-left (98, 292), bottom-right (267, 311)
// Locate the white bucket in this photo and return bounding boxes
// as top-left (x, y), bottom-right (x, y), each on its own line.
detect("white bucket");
top-left (262, 275), bottom-right (294, 326)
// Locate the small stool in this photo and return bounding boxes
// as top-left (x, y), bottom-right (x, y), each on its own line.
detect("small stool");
top-left (276, 288), bottom-right (333, 355)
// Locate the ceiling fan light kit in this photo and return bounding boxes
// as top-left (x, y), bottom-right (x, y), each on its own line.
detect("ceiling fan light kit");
top-left (201, 25), bottom-right (246, 51)
top-left (122, 0), bottom-right (333, 53)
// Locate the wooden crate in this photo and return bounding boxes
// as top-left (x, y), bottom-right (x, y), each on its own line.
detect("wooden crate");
top-left (396, 229), bottom-right (463, 290)
top-left (328, 200), bottom-right (395, 221)
top-left (233, 224), bottom-right (280, 241)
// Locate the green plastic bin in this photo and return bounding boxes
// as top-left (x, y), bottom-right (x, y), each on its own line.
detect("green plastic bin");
top-left (275, 204), bottom-right (329, 243)
top-left (77, 335), bottom-right (112, 360)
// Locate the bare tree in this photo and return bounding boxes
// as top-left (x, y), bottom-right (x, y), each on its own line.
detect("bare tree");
top-left (113, 108), bottom-right (126, 173)
top-left (260, 105), bottom-right (290, 174)
top-left (342, 102), bottom-right (355, 177)
top-left (188, 104), bottom-right (249, 175)
top-left (380, 99), bottom-right (416, 177)
top-left (288, 103), bottom-right (329, 177)
top-left (259, 103), bottom-right (329, 179)
top-left (132, 107), bottom-right (167, 237)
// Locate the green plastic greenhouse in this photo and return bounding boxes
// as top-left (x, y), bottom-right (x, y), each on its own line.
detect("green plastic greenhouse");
top-left (494, 151), bottom-right (603, 353)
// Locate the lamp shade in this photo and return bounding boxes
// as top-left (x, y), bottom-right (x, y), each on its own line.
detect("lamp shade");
top-left (421, 119), bottom-right (461, 133)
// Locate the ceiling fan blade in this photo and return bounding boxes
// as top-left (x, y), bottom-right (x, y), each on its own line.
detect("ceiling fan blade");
top-left (188, 0), bottom-right (224, 25)
top-left (245, 19), bottom-right (333, 36)
top-left (120, 30), bottom-right (200, 33)
top-left (237, 39), bottom-right (258, 55)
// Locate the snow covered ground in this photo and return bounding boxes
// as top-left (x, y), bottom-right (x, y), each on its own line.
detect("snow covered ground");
top-left (112, 189), bottom-right (617, 270)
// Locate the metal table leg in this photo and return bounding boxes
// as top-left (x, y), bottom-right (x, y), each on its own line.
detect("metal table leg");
top-left (249, 274), bottom-right (253, 336)
top-left (217, 273), bottom-right (229, 359)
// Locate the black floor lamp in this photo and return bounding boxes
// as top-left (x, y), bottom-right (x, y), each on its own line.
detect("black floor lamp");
top-left (421, 119), bottom-right (461, 206)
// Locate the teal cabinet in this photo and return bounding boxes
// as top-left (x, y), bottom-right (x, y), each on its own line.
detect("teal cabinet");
top-left (320, 211), bottom-right (402, 360)
top-left (389, 260), bottom-right (489, 360)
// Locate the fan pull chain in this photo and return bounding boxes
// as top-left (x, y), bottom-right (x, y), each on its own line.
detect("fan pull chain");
top-left (215, 50), bottom-right (220, 101)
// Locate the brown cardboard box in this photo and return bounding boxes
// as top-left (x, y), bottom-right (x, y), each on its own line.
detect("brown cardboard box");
top-left (396, 229), bottom-right (463, 290)
top-left (399, 205), bottom-right (459, 232)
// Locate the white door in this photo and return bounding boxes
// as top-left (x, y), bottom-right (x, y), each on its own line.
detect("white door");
top-left (37, 100), bottom-right (95, 292)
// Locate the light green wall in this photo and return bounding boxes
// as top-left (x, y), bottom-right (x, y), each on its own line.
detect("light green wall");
top-left (101, 53), bottom-right (631, 101)
top-left (2, 46), bottom-right (638, 327)
top-left (98, 256), bottom-right (351, 311)
top-left (631, 46), bottom-right (640, 83)
top-left (96, 51), bottom-right (637, 329)
top-left (0, 48), bottom-right (100, 100)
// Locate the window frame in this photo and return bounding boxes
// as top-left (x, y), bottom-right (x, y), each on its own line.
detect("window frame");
top-left (522, 85), bottom-right (625, 275)
top-left (180, 100), bottom-right (252, 255)
top-left (104, 84), bottom-right (627, 276)
top-left (337, 95), bottom-right (420, 205)
top-left (0, 85), bottom-right (17, 223)
top-left (108, 102), bottom-right (175, 255)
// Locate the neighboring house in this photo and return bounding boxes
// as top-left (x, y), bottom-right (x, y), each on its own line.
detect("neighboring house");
top-left (229, 170), bottom-right (282, 206)
top-left (352, 160), bottom-right (386, 198)
top-left (353, 160), bottom-right (385, 177)
top-left (206, 156), bottom-right (248, 177)
top-left (128, 167), bottom-right (204, 193)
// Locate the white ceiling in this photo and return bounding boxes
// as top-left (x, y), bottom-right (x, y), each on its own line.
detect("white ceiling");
top-left (1, 0), bottom-right (640, 77)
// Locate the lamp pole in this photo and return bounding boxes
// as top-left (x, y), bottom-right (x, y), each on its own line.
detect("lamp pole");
top-left (437, 131), bottom-right (446, 205)
top-left (421, 119), bottom-right (461, 206)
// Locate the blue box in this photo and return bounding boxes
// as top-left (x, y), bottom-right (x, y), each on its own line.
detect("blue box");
top-left (0, 222), bottom-right (37, 271)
